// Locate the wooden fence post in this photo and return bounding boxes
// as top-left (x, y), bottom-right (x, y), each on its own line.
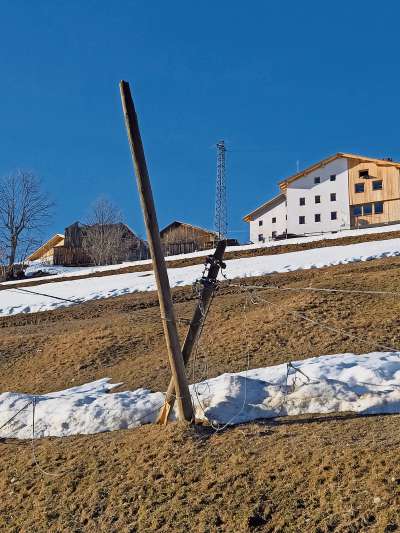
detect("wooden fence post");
top-left (157, 240), bottom-right (227, 424)
top-left (119, 80), bottom-right (194, 423)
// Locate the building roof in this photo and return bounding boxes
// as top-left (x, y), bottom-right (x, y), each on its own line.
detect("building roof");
top-left (278, 152), bottom-right (400, 189)
top-left (27, 234), bottom-right (65, 261)
top-left (160, 220), bottom-right (217, 236)
top-left (243, 193), bottom-right (286, 222)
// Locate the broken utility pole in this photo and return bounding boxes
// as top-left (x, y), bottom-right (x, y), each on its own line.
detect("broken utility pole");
top-left (119, 80), bottom-right (194, 423)
top-left (157, 240), bottom-right (227, 424)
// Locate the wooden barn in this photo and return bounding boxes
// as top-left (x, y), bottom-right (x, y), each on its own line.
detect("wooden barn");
top-left (53, 222), bottom-right (149, 266)
top-left (26, 234), bottom-right (65, 264)
top-left (160, 221), bottom-right (218, 256)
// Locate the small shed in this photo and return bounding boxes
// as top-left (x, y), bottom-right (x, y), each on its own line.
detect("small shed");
top-left (160, 221), bottom-right (217, 256)
top-left (26, 234), bottom-right (65, 264)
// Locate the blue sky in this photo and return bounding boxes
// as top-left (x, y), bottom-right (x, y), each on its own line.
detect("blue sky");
top-left (1, 1), bottom-right (399, 242)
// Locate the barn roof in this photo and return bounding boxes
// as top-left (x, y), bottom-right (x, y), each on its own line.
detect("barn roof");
top-left (160, 221), bottom-right (217, 236)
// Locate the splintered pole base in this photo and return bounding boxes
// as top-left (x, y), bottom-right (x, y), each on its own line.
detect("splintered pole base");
top-left (156, 240), bottom-right (227, 425)
top-left (157, 402), bottom-right (171, 425)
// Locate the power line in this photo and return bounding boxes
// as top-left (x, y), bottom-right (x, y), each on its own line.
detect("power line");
top-left (8, 287), bottom-right (79, 304)
top-left (243, 287), bottom-right (400, 353)
top-left (227, 282), bottom-right (400, 298)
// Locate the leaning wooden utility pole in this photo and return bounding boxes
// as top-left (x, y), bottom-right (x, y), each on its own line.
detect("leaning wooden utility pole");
top-left (157, 240), bottom-right (227, 424)
top-left (119, 80), bottom-right (194, 423)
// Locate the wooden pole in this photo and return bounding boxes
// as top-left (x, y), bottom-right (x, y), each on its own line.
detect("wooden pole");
top-left (157, 240), bottom-right (227, 424)
top-left (119, 80), bottom-right (194, 422)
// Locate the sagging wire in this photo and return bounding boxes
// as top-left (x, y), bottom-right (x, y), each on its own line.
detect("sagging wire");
top-left (191, 287), bottom-right (254, 431)
top-left (227, 282), bottom-right (400, 298)
top-left (9, 287), bottom-right (80, 305)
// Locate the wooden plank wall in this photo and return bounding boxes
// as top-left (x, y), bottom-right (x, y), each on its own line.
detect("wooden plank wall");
top-left (161, 224), bottom-right (216, 256)
top-left (350, 199), bottom-right (400, 227)
top-left (348, 158), bottom-right (400, 226)
top-left (161, 225), bottom-right (215, 246)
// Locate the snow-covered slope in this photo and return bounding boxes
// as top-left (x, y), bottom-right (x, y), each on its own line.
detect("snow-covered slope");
top-left (1, 352), bottom-right (400, 439)
top-left (13, 222), bottom-right (400, 285)
top-left (1, 237), bottom-right (399, 317)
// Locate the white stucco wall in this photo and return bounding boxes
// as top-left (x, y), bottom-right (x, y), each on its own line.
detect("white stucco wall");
top-left (249, 197), bottom-right (287, 243)
top-left (286, 158), bottom-right (350, 235)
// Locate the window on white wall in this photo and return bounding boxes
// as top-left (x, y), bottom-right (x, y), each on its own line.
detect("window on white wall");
top-left (272, 217), bottom-right (276, 223)
top-left (330, 175), bottom-right (336, 181)
top-left (330, 193), bottom-right (336, 201)
top-left (299, 197), bottom-right (305, 206)
top-left (258, 220), bottom-right (263, 226)
top-left (299, 216), bottom-right (305, 224)
top-left (331, 211), bottom-right (337, 220)
top-left (314, 177), bottom-right (320, 184)
top-left (315, 195), bottom-right (321, 203)
top-left (258, 234), bottom-right (264, 242)
top-left (315, 214), bottom-right (321, 222)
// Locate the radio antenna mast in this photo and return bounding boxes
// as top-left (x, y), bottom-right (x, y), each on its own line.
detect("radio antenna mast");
top-left (214, 140), bottom-right (227, 240)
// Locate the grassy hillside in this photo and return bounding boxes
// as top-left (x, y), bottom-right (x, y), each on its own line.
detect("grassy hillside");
top-left (1, 256), bottom-right (400, 531)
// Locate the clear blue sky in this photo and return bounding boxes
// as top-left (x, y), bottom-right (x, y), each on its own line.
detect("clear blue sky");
top-left (1, 1), bottom-right (399, 243)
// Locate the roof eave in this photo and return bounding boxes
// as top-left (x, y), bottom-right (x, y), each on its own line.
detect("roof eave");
top-left (243, 193), bottom-right (286, 222)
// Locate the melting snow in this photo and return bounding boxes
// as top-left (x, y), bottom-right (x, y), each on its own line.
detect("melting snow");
top-left (1, 237), bottom-right (400, 316)
top-left (1, 352), bottom-right (400, 439)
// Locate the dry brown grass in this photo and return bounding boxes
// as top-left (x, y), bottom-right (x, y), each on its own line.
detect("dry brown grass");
top-left (1, 256), bottom-right (400, 531)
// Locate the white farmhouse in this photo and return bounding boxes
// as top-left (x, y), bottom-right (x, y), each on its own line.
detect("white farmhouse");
top-left (244, 153), bottom-right (400, 242)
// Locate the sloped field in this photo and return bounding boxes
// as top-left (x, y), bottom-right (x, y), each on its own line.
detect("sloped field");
top-left (1, 256), bottom-right (400, 531)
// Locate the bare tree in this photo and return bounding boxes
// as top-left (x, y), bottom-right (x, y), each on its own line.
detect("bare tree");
top-left (82, 197), bottom-right (127, 265)
top-left (0, 170), bottom-right (53, 267)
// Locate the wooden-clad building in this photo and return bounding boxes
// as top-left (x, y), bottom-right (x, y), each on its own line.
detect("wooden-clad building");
top-left (245, 153), bottom-right (400, 241)
top-left (160, 221), bottom-right (217, 256)
top-left (53, 222), bottom-right (149, 266)
top-left (26, 234), bottom-right (65, 264)
top-left (347, 157), bottom-right (400, 227)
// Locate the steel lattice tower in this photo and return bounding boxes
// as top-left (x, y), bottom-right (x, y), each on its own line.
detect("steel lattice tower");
top-left (214, 140), bottom-right (227, 240)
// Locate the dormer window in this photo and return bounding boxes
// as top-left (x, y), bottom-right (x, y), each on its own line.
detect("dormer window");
top-left (359, 170), bottom-right (369, 178)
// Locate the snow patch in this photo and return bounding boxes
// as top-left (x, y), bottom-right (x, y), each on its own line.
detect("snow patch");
top-left (2, 352), bottom-right (400, 439)
top-left (1, 237), bottom-right (399, 317)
